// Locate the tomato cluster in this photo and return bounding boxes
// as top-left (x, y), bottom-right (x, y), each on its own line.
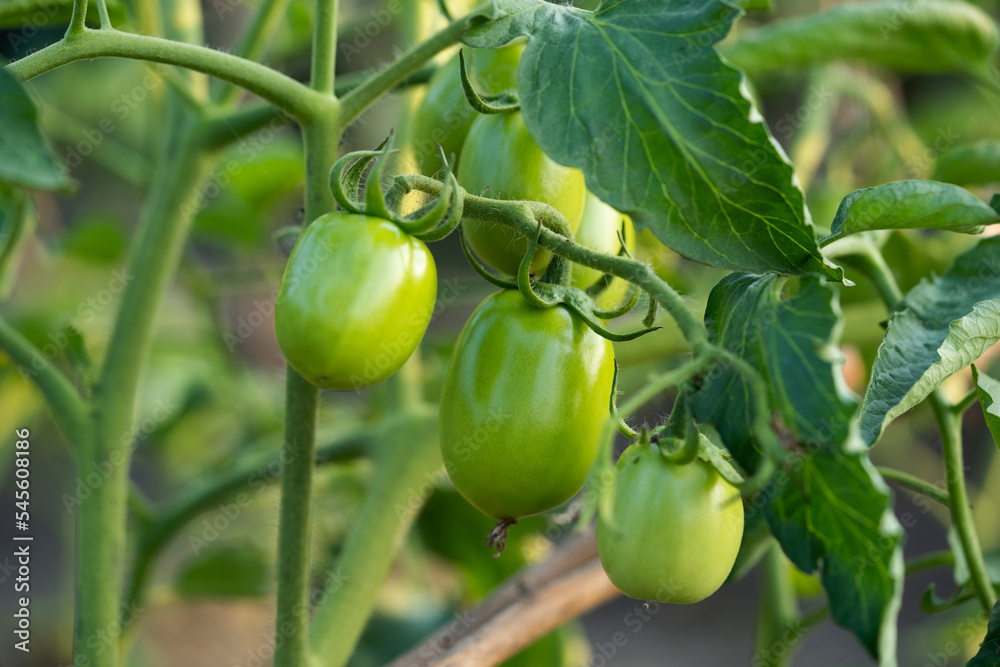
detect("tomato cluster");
top-left (274, 41), bottom-right (744, 606)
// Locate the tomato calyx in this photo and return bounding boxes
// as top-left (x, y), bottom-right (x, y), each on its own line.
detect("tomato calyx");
top-left (459, 48), bottom-right (521, 115)
top-left (458, 218), bottom-right (659, 344)
top-left (484, 517), bottom-right (518, 557)
top-left (328, 132), bottom-right (465, 241)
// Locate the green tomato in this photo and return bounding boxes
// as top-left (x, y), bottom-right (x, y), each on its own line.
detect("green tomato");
top-left (412, 43), bottom-right (524, 176)
top-left (274, 212), bottom-right (436, 391)
top-left (458, 112), bottom-right (586, 275)
top-left (571, 192), bottom-right (636, 311)
top-left (439, 289), bottom-right (614, 519)
top-left (596, 443), bottom-right (744, 604)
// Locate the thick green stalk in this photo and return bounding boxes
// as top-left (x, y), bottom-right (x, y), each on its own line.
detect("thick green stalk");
top-left (311, 0), bottom-right (339, 95)
top-left (6, 29), bottom-right (327, 120)
top-left (754, 542), bottom-right (801, 667)
top-left (77, 121), bottom-right (212, 667)
top-left (931, 393), bottom-right (998, 611)
top-left (68, 0), bottom-right (88, 34)
top-left (309, 409), bottom-right (442, 667)
top-left (271, 45), bottom-right (340, 660)
top-left (273, 370), bottom-right (319, 667)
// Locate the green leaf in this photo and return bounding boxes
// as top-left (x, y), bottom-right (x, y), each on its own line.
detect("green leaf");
top-left (721, 0), bottom-right (999, 78)
top-left (968, 599), bottom-right (1000, 667)
top-left (0, 68), bottom-right (73, 192)
top-left (934, 142), bottom-right (1000, 187)
top-left (465, 0), bottom-right (840, 278)
top-left (0, 184), bottom-right (35, 300)
top-left (175, 545), bottom-right (272, 598)
top-left (860, 237), bottom-right (1000, 445)
top-left (974, 366), bottom-right (1000, 453)
top-left (765, 445), bottom-right (904, 663)
top-left (691, 274), bottom-right (857, 472)
top-left (824, 180), bottom-right (996, 244)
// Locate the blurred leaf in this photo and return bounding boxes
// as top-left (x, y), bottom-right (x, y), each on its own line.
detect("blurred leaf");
top-left (860, 237), bottom-right (1000, 445)
top-left (825, 181), bottom-right (996, 244)
top-left (464, 0), bottom-right (840, 279)
top-left (721, 1), bottom-right (999, 77)
top-left (968, 600), bottom-right (1000, 666)
top-left (934, 142), bottom-right (1000, 186)
top-left (193, 139), bottom-right (303, 246)
top-left (973, 365), bottom-right (1000, 452)
top-left (0, 68), bottom-right (73, 192)
top-left (62, 217), bottom-right (126, 264)
top-left (0, 184), bottom-right (35, 299)
top-left (175, 545), bottom-right (271, 598)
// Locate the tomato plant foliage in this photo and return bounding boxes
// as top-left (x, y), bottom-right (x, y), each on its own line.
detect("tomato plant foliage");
top-left (4, 0), bottom-right (1000, 666)
top-left (464, 0), bottom-right (841, 278)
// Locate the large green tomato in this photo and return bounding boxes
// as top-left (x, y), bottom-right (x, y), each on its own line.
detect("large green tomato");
top-left (274, 212), bottom-right (436, 391)
top-left (439, 290), bottom-right (614, 519)
top-left (412, 43), bottom-right (524, 176)
top-left (596, 443), bottom-right (744, 603)
top-left (571, 192), bottom-right (636, 311)
top-left (458, 112), bottom-right (586, 275)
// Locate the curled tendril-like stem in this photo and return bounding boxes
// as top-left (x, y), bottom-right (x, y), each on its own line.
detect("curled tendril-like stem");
top-left (592, 282), bottom-right (640, 320)
top-left (610, 362), bottom-right (638, 439)
top-left (329, 138), bottom-right (461, 240)
top-left (459, 48), bottom-right (520, 115)
top-left (657, 398), bottom-right (700, 466)
top-left (517, 220), bottom-right (559, 308)
top-left (330, 148), bottom-right (384, 214)
top-left (459, 226), bottom-right (517, 290)
top-left (643, 293), bottom-right (659, 327)
top-left (485, 517), bottom-right (517, 557)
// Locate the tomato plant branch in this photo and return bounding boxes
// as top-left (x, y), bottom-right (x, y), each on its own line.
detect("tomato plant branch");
top-left (68, 0), bottom-right (88, 34)
top-left (337, 13), bottom-right (476, 126)
top-left (904, 549), bottom-right (955, 576)
top-left (755, 541), bottom-right (801, 667)
top-left (877, 466), bottom-right (950, 505)
top-left (0, 316), bottom-right (88, 444)
top-left (271, 111), bottom-right (341, 667)
top-left (309, 408), bottom-right (443, 667)
top-left (75, 118), bottom-right (213, 667)
top-left (5, 29), bottom-right (329, 120)
top-left (848, 246), bottom-right (998, 612)
top-left (931, 393), bottom-right (998, 610)
top-left (311, 0), bottom-right (339, 96)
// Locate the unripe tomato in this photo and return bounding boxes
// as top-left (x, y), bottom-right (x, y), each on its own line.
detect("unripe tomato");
top-left (274, 212), bottom-right (436, 391)
top-left (458, 112), bottom-right (586, 275)
top-left (412, 43), bottom-right (524, 176)
top-left (596, 443), bottom-right (744, 603)
top-left (571, 192), bottom-right (636, 311)
top-left (440, 290), bottom-right (615, 519)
